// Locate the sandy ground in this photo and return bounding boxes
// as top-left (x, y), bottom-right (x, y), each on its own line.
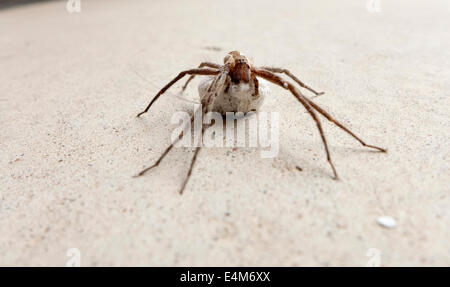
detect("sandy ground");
top-left (1, 0), bottom-right (449, 266)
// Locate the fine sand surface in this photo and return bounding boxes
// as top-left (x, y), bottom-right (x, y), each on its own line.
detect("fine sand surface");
top-left (1, 0), bottom-right (449, 266)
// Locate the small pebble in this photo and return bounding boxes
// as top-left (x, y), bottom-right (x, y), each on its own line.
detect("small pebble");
top-left (376, 216), bottom-right (397, 229)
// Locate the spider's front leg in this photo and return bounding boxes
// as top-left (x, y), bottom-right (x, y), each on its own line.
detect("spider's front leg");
top-left (254, 68), bottom-right (338, 179)
top-left (179, 72), bottom-right (228, 193)
top-left (260, 66), bottom-right (324, 97)
top-left (134, 105), bottom-right (207, 195)
top-left (135, 107), bottom-right (213, 195)
top-left (301, 98), bottom-right (387, 153)
top-left (260, 70), bottom-right (386, 152)
top-left (178, 122), bottom-right (210, 194)
top-left (135, 71), bottom-right (227, 194)
top-left (136, 67), bottom-right (220, 117)
top-left (133, 109), bottom-right (197, 177)
top-left (254, 68), bottom-right (386, 179)
top-left (181, 62), bottom-right (221, 91)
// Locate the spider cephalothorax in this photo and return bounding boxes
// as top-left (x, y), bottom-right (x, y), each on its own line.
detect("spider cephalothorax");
top-left (197, 51), bottom-right (264, 115)
top-left (224, 51), bottom-right (252, 83)
top-left (135, 51), bottom-right (386, 194)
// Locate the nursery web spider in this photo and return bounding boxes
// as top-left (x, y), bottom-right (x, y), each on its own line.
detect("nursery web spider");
top-left (135, 51), bottom-right (386, 194)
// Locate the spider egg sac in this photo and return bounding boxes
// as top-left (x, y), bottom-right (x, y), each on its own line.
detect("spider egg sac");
top-left (198, 76), bottom-right (270, 115)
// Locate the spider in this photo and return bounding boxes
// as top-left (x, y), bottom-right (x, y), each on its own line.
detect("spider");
top-left (135, 51), bottom-right (386, 194)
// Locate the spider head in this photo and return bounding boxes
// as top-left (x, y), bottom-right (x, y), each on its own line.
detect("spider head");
top-left (224, 51), bottom-right (252, 83)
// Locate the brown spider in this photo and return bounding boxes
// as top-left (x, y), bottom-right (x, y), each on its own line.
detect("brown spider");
top-left (135, 51), bottom-right (386, 194)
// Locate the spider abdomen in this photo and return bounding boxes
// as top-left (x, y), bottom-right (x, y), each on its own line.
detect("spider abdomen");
top-left (198, 76), bottom-right (269, 115)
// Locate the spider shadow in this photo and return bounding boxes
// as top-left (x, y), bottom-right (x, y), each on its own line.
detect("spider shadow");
top-left (276, 141), bottom-right (386, 181)
top-left (134, 100), bottom-right (194, 133)
top-left (338, 146), bottom-right (387, 154)
top-left (276, 146), bottom-right (332, 180)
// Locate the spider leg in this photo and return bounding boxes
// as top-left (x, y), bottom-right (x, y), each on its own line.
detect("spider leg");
top-left (179, 73), bottom-right (229, 194)
top-left (180, 146), bottom-right (201, 194)
top-left (254, 69), bottom-right (338, 179)
top-left (181, 62), bottom-right (221, 91)
top-left (179, 123), bottom-right (209, 194)
top-left (204, 70), bottom-right (229, 110)
top-left (135, 72), bottom-right (226, 193)
top-left (136, 68), bottom-right (220, 117)
top-left (302, 98), bottom-right (387, 152)
top-left (251, 73), bottom-right (259, 97)
top-left (133, 109), bottom-right (198, 177)
top-left (179, 72), bottom-right (230, 194)
top-left (223, 75), bottom-right (231, 93)
top-left (260, 66), bottom-right (324, 97)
